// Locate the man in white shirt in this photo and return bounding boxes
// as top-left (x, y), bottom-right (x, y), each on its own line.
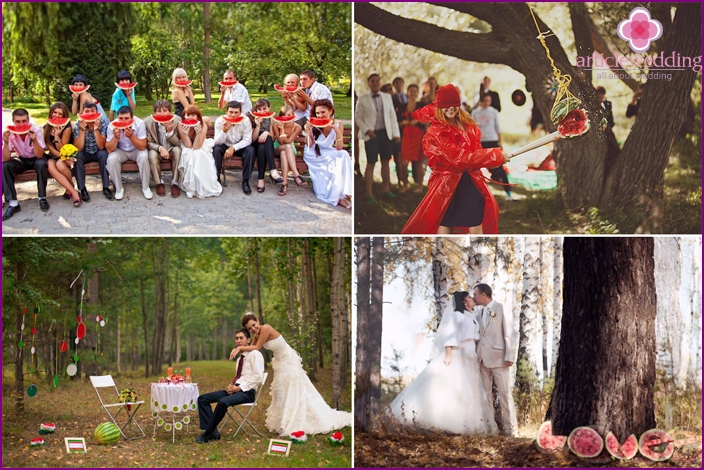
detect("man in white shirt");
top-left (196, 328), bottom-right (265, 443)
top-left (212, 101), bottom-right (255, 194)
top-left (355, 73), bottom-right (400, 202)
top-left (217, 70), bottom-right (252, 115)
top-left (299, 69), bottom-right (333, 121)
top-left (105, 106), bottom-right (150, 200)
top-left (472, 94), bottom-right (512, 200)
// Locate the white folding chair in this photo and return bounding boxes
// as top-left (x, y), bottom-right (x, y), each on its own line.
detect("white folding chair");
top-left (90, 375), bottom-right (146, 440)
top-left (218, 372), bottom-right (268, 439)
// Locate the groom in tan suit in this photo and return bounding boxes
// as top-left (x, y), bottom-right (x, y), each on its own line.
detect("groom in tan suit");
top-left (143, 100), bottom-right (182, 197)
top-left (474, 283), bottom-right (517, 436)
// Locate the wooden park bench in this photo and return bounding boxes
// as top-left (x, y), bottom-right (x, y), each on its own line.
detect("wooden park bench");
top-left (13, 124), bottom-right (353, 184)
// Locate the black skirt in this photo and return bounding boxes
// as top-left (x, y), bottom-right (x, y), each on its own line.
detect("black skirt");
top-left (440, 171), bottom-right (485, 228)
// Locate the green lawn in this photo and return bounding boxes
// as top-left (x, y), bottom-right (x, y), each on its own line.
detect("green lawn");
top-left (1, 361), bottom-right (351, 468)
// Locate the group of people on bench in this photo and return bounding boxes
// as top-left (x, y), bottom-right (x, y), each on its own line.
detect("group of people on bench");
top-left (2, 68), bottom-right (352, 221)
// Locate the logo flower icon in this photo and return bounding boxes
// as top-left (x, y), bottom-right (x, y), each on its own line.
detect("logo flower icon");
top-left (617, 7), bottom-right (663, 53)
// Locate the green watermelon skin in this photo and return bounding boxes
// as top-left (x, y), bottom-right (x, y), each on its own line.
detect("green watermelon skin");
top-left (94, 422), bottom-right (121, 444)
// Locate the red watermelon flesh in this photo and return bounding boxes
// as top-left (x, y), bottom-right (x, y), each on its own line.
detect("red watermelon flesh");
top-left (568, 427), bottom-right (604, 459)
top-left (219, 80), bottom-right (238, 87)
top-left (223, 116), bottom-right (245, 124)
top-left (152, 114), bottom-right (175, 124)
top-left (69, 84), bottom-right (90, 93)
top-left (76, 322), bottom-right (86, 339)
top-left (180, 119), bottom-right (200, 127)
top-left (7, 125), bottom-right (33, 135)
top-left (309, 117), bottom-right (332, 128)
top-left (251, 111), bottom-right (275, 119)
top-left (639, 429), bottom-right (674, 461)
top-left (111, 119), bottom-right (134, 130)
top-left (274, 84), bottom-right (285, 92)
top-left (557, 108), bottom-right (589, 138)
top-left (115, 82), bottom-right (137, 90)
top-left (273, 115), bottom-right (296, 123)
top-left (78, 112), bottom-right (102, 122)
top-left (605, 432), bottom-right (638, 460)
top-left (536, 421), bottom-right (567, 451)
top-left (175, 79), bottom-right (192, 87)
top-left (48, 117), bottom-right (71, 127)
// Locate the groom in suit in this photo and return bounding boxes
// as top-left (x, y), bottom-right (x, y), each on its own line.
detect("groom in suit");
top-left (474, 283), bottom-right (517, 436)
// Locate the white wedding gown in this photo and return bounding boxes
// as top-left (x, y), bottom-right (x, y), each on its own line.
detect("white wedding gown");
top-left (303, 128), bottom-right (353, 206)
top-left (263, 335), bottom-right (351, 435)
top-left (388, 308), bottom-right (498, 435)
top-left (179, 138), bottom-right (222, 199)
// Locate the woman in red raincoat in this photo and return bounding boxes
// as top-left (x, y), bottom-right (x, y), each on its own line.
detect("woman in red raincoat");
top-left (401, 84), bottom-right (507, 234)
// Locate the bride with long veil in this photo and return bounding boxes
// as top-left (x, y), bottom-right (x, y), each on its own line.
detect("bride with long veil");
top-left (387, 291), bottom-right (498, 435)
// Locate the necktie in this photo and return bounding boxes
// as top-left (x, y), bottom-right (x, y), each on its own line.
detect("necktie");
top-left (372, 93), bottom-right (380, 98)
top-left (232, 354), bottom-right (245, 385)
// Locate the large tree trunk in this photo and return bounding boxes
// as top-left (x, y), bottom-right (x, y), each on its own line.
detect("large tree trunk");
top-left (331, 238), bottom-right (344, 408)
top-left (654, 238), bottom-right (682, 382)
top-left (287, 239), bottom-right (297, 337)
top-left (139, 241), bottom-right (150, 377)
top-left (517, 237), bottom-right (541, 393)
top-left (302, 239), bottom-right (317, 380)
top-left (245, 238), bottom-right (255, 314)
top-left (549, 238), bottom-right (656, 441)
top-left (551, 237), bottom-right (564, 378)
top-left (539, 238), bottom-right (553, 382)
top-left (14, 266), bottom-right (26, 413)
top-left (202, 2), bottom-right (212, 103)
top-left (431, 238), bottom-right (449, 325)
top-left (151, 238), bottom-right (170, 375)
top-left (354, 237), bottom-right (372, 431)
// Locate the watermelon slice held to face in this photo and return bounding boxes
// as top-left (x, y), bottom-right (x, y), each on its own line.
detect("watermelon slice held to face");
top-left (223, 115), bottom-right (245, 124)
top-left (115, 82), bottom-right (137, 91)
top-left (536, 421), bottom-right (567, 451)
top-left (275, 84), bottom-right (299, 93)
top-left (152, 114), bottom-right (175, 124)
top-left (180, 119), bottom-right (200, 127)
top-left (639, 429), bottom-right (674, 461)
top-left (219, 80), bottom-right (237, 87)
top-left (111, 119), bottom-right (134, 130)
top-left (7, 125), bottom-right (33, 135)
top-left (78, 112), bottom-right (102, 123)
top-left (48, 117), bottom-right (71, 127)
top-left (251, 111), bottom-right (275, 119)
top-left (605, 432), bottom-right (638, 460)
top-left (69, 84), bottom-right (90, 94)
top-left (309, 117), bottom-right (332, 128)
top-left (175, 79), bottom-right (192, 87)
top-left (273, 115), bottom-right (296, 123)
top-left (568, 427), bottom-right (604, 459)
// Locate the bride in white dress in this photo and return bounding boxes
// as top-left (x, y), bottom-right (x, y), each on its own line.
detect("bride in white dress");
top-left (177, 105), bottom-right (222, 199)
top-left (229, 313), bottom-right (351, 436)
top-left (387, 291), bottom-right (498, 435)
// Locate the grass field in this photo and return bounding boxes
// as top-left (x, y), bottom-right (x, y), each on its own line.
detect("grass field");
top-left (1, 361), bottom-right (351, 468)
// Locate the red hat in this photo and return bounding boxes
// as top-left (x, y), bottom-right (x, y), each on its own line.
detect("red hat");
top-left (433, 84), bottom-right (461, 108)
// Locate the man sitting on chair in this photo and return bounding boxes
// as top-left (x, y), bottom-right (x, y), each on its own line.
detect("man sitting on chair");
top-left (195, 328), bottom-right (264, 443)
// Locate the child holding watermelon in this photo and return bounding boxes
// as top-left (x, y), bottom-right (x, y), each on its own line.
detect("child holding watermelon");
top-left (70, 74), bottom-right (108, 121)
top-left (272, 106), bottom-right (306, 197)
top-left (43, 102), bottom-right (82, 207)
top-left (109, 70), bottom-right (136, 121)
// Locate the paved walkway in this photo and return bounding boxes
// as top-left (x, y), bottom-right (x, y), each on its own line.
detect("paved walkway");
top-left (2, 109), bottom-right (352, 236)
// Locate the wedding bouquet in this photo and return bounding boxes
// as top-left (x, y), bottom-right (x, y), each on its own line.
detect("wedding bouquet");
top-left (119, 388), bottom-right (138, 411)
top-left (59, 143), bottom-right (79, 169)
top-left (39, 422), bottom-right (55, 435)
top-left (289, 430), bottom-right (307, 443)
top-left (328, 431), bottom-right (344, 446)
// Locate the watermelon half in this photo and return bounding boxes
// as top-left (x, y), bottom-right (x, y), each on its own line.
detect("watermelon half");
top-left (175, 79), bottom-right (192, 87)
top-left (223, 116), bottom-right (245, 124)
top-left (639, 429), bottom-right (674, 461)
top-left (115, 82), bottom-right (137, 90)
top-left (273, 115), bottom-right (296, 123)
top-left (557, 108), bottom-right (590, 138)
top-left (7, 125), bottom-right (32, 135)
top-left (94, 422), bottom-right (121, 445)
top-left (151, 114), bottom-right (175, 124)
top-left (219, 80), bottom-right (238, 87)
top-left (309, 117), bottom-right (332, 128)
top-left (568, 426), bottom-right (604, 459)
top-left (111, 119), bottom-right (134, 130)
top-left (48, 117), bottom-right (71, 127)
top-left (180, 119), bottom-right (200, 127)
top-left (69, 84), bottom-right (90, 93)
top-left (78, 112), bottom-right (102, 123)
top-left (251, 111), bottom-right (275, 119)
top-left (536, 421), bottom-right (567, 451)
top-left (605, 432), bottom-right (638, 460)
top-left (550, 96), bottom-right (580, 125)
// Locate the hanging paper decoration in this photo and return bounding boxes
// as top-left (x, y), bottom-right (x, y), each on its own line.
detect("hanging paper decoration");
top-left (60, 341), bottom-right (68, 353)
top-left (76, 322), bottom-right (86, 339)
top-left (66, 364), bottom-right (78, 376)
top-left (543, 76), bottom-right (559, 100)
top-left (18, 307), bottom-right (27, 356)
top-left (27, 384), bottom-right (37, 397)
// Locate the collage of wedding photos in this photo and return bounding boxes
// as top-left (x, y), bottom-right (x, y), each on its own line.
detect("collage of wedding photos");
top-left (1, 2), bottom-right (702, 470)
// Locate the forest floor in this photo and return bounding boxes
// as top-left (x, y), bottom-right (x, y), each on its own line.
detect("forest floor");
top-left (1, 361), bottom-right (351, 468)
top-left (354, 428), bottom-right (702, 468)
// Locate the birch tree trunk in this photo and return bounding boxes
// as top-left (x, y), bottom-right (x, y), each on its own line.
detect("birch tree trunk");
top-left (432, 238), bottom-right (449, 325)
top-left (539, 238), bottom-right (554, 383)
top-left (517, 237), bottom-right (541, 393)
top-left (331, 238), bottom-right (344, 408)
top-left (492, 238), bottom-right (511, 314)
top-left (354, 237), bottom-right (372, 430)
top-left (690, 238), bottom-right (702, 387)
top-left (551, 237), bottom-right (564, 378)
top-left (654, 238), bottom-right (682, 382)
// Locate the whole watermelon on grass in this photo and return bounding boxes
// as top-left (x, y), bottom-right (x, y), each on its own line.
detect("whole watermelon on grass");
top-left (94, 422), bottom-right (121, 444)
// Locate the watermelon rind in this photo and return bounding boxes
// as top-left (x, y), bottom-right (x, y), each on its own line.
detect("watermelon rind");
top-left (252, 111), bottom-right (275, 119)
top-left (273, 115), bottom-right (296, 123)
top-left (151, 114), bottom-right (175, 124)
top-left (605, 431), bottom-right (638, 460)
top-left (309, 118), bottom-right (333, 128)
top-left (568, 426), bottom-right (604, 459)
top-left (69, 84), bottom-right (90, 93)
top-left (115, 82), bottom-right (138, 90)
top-left (180, 119), bottom-right (200, 127)
top-left (111, 119), bottom-right (135, 130)
top-left (175, 80), bottom-right (192, 87)
top-left (550, 96), bottom-right (580, 125)
top-left (223, 116), bottom-right (245, 124)
top-left (639, 429), bottom-right (674, 462)
top-left (94, 422), bottom-right (121, 445)
top-left (7, 125), bottom-right (33, 135)
top-left (536, 421), bottom-right (567, 451)
top-left (48, 117), bottom-right (71, 127)
top-left (78, 112), bottom-right (102, 123)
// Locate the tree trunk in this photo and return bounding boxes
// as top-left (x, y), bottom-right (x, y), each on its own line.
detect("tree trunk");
top-left (539, 238), bottom-right (553, 382)
top-left (116, 301), bottom-right (122, 373)
top-left (169, 272), bottom-right (179, 365)
top-left (245, 238), bottom-right (255, 313)
top-left (551, 237), bottom-right (564, 378)
top-left (369, 238), bottom-right (385, 424)
top-left (152, 238), bottom-right (170, 376)
top-left (654, 238), bottom-right (682, 382)
top-left (431, 238), bottom-right (449, 326)
top-left (287, 240), bottom-right (296, 337)
top-left (549, 238), bottom-right (656, 441)
top-left (302, 240), bottom-right (317, 380)
top-left (312, 253), bottom-right (324, 369)
top-left (202, 2), bottom-right (212, 103)
top-left (139, 241), bottom-right (150, 377)
top-left (253, 238), bottom-right (264, 324)
top-left (331, 238), bottom-right (343, 408)
top-left (340, 240), bottom-right (350, 390)
top-left (354, 237), bottom-right (372, 431)
top-left (14, 266), bottom-right (26, 413)
top-left (517, 237), bottom-right (541, 393)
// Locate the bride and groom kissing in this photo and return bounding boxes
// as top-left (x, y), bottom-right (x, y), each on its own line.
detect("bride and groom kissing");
top-left (388, 284), bottom-right (518, 437)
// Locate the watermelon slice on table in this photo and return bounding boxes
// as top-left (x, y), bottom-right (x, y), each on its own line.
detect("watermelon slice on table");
top-left (48, 117), bottom-right (71, 127)
top-left (605, 432), bottom-right (638, 460)
top-left (251, 111), bottom-right (275, 119)
top-left (175, 79), bottom-right (192, 87)
top-left (639, 429), bottom-right (674, 461)
top-left (568, 426), bottom-right (604, 459)
top-left (111, 119), bottom-right (134, 130)
top-left (219, 80), bottom-right (238, 87)
top-left (69, 84), bottom-right (90, 94)
top-left (78, 112), bottom-right (102, 123)
top-left (151, 114), bottom-right (175, 124)
top-left (536, 421), bottom-right (567, 451)
top-left (275, 84), bottom-right (299, 93)
top-left (223, 115), bottom-right (246, 124)
top-left (6, 125), bottom-right (33, 135)
top-left (309, 117), bottom-right (332, 128)
top-left (180, 119), bottom-right (200, 127)
top-left (115, 82), bottom-right (137, 91)
top-left (273, 115), bottom-right (296, 123)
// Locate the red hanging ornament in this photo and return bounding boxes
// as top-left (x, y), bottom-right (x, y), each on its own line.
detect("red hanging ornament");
top-left (77, 316), bottom-right (82, 323)
top-left (76, 322), bottom-right (86, 340)
top-left (60, 341), bottom-right (68, 353)
top-left (31, 327), bottom-right (37, 335)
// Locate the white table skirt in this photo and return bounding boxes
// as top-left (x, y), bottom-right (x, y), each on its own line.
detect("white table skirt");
top-left (150, 383), bottom-right (199, 413)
